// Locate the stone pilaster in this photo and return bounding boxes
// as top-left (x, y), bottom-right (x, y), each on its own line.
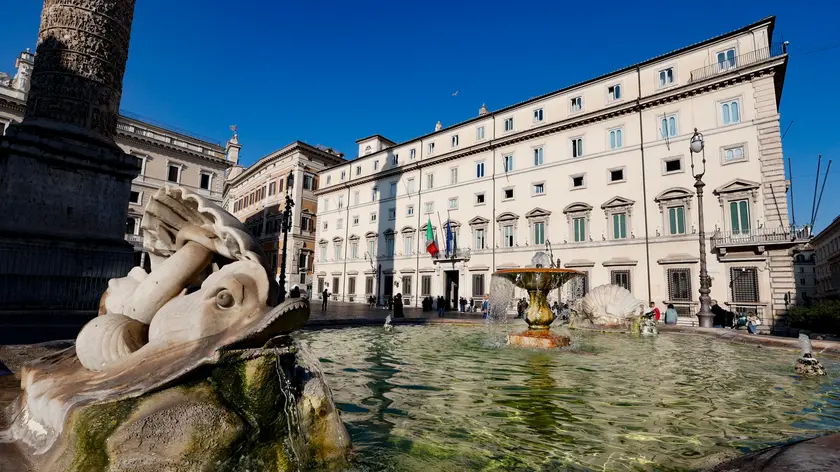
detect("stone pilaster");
top-left (751, 74), bottom-right (789, 229)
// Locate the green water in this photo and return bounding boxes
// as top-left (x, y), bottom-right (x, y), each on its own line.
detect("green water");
top-left (297, 325), bottom-right (840, 471)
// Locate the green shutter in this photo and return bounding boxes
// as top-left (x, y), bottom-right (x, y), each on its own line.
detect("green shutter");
top-left (739, 201), bottom-right (750, 232)
top-left (730, 201), bottom-right (740, 233)
top-left (677, 207), bottom-right (685, 234)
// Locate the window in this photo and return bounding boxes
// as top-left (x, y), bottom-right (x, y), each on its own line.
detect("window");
top-left (503, 225), bottom-right (514, 248)
top-left (448, 198), bottom-right (458, 209)
top-left (533, 147), bottom-right (544, 166)
top-left (407, 205), bottom-right (414, 216)
top-left (268, 182), bottom-right (276, 196)
top-left (533, 183), bottom-right (545, 195)
top-left (372, 187), bottom-right (379, 201)
top-left (573, 217), bottom-right (586, 242)
top-left (475, 228), bottom-right (485, 249)
top-left (401, 276), bottom-right (412, 295)
top-left (534, 222), bottom-right (545, 245)
top-left (609, 168), bottom-right (625, 183)
top-left (167, 164), bottom-right (180, 183)
top-left (365, 277), bottom-right (374, 295)
top-left (503, 188), bottom-right (514, 200)
top-left (658, 68), bottom-right (674, 87)
top-left (337, 218), bottom-right (344, 229)
top-left (503, 154), bottom-right (514, 172)
top-left (424, 202), bottom-right (434, 214)
top-left (407, 178), bottom-right (416, 193)
top-left (571, 175), bottom-right (585, 189)
top-left (729, 199), bottom-right (750, 234)
top-left (717, 48), bottom-right (736, 69)
top-left (475, 193), bottom-right (486, 205)
top-left (388, 208), bottom-right (396, 220)
top-left (319, 244), bottom-right (327, 262)
top-left (608, 84), bottom-right (621, 101)
top-left (200, 172), bottom-right (212, 190)
top-left (428, 142), bottom-right (435, 155)
top-left (427, 173), bottom-right (434, 189)
top-left (367, 239), bottom-right (376, 257)
top-left (410, 149), bottom-right (416, 161)
top-left (476, 161), bottom-right (485, 178)
top-left (571, 137), bottom-right (583, 158)
top-left (721, 99), bottom-right (741, 124)
top-left (422, 275), bottom-right (432, 296)
top-left (612, 213), bottom-right (627, 239)
top-left (125, 217), bottom-right (137, 235)
top-left (323, 221), bottom-right (328, 230)
top-left (129, 191), bottom-right (141, 204)
top-left (332, 277), bottom-right (340, 293)
top-left (450, 167), bottom-right (458, 184)
top-left (724, 145), bottom-right (746, 163)
top-left (392, 154), bottom-right (399, 165)
top-left (353, 191), bottom-right (360, 205)
top-left (356, 166), bottom-right (361, 176)
top-left (334, 243), bottom-right (342, 260)
top-left (451, 135), bottom-right (459, 147)
top-left (730, 267), bottom-right (759, 303)
top-left (533, 108), bottom-right (544, 123)
top-left (370, 213), bottom-right (377, 222)
top-left (338, 195), bottom-right (344, 209)
top-left (476, 126), bottom-right (485, 140)
top-left (668, 268), bottom-right (691, 301)
top-left (570, 96), bottom-right (582, 112)
top-left (504, 117), bottom-right (514, 132)
top-left (668, 206), bottom-right (686, 235)
top-left (386, 237), bottom-right (395, 257)
top-left (350, 242), bottom-right (359, 259)
top-left (326, 175), bottom-right (332, 185)
top-left (348, 277), bottom-right (357, 295)
top-left (609, 128), bottom-right (623, 149)
top-left (611, 270), bottom-right (631, 291)
top-left (404, 235), bottom-right (414, 256)
top-left (661, 114), bottom-right (678, 138)
top-left (472, 274), bottom-right (485, 297)
top-left (340, 171), bottom-right (346, 181)
top-left (301, 216), bottom-right (312, 231)
top-left (389, 182), bottom-right (397, 197)
top-left (664, 157), bottom-right (682, 173)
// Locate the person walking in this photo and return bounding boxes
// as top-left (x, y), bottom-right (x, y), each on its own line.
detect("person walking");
top-left (664, 303), bottom-right (678, 325)
top-left (437, 296), bottom-right (445, 318)
top-left (321, 288), bottom-right (329, 311)
top-left (394, 293), bottom-right (404, 318)
top-left (482, 295), bottom-right (489, 319)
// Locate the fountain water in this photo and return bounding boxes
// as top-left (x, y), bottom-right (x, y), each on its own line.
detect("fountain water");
top-left (493, 252), bottom-right (584, 348)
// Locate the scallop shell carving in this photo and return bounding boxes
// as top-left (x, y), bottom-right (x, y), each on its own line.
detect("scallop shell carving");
top-left (76, 314), bottom-right (148, 371)
top-left (578, 284), bottom-right (644, 326)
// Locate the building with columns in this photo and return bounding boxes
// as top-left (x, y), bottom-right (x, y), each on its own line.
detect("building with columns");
top-left (1, 49), bottom-right (234, 270)
top-left (313, 17), bottom-right (809, 329)
top-left (224, 141), bottom-right (346, 295)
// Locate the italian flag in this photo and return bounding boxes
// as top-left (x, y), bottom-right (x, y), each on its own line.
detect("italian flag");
top-left (425, 217), bottom-right (439, 257)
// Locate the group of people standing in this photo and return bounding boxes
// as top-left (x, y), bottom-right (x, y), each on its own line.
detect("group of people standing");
top-left (645, 301), bottom-right (679, 325)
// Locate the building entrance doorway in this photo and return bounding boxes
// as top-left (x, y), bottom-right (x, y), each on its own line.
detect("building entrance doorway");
top-left (444, 270), bottom-right (459, 310)
top-left (383, 275), bottom-right (394, 304)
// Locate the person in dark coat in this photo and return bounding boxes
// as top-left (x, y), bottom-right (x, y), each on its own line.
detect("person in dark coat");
top-left (437, 296), bottom-right (445, 318)
top-left (322, 288), bottom-right (329, 311)
top-left (394, 293), bottom-right (404, 318)
top-left (290, 286), bottom-right (301, 298)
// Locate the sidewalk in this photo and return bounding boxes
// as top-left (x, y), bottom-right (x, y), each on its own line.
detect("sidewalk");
top-left (306, 301), bottom-right (491, 328)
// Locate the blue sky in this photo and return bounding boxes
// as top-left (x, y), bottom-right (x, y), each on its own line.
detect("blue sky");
top-left (1, 0), bottom-right (838, 231)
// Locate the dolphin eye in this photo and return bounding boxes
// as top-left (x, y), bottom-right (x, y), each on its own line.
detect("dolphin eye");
top-left (216, 289), bottom-right (235, 308)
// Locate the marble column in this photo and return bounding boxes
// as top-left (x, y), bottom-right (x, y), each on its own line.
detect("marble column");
top-left (0, 0), bottom-right (140, 343)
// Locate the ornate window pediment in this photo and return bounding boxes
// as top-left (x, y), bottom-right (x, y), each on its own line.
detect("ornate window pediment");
top-left (496, 212), bottom-right (520, 223)
top-left (318, 238), bottom-right (328, 245)
top-left (469, 216), bottom-right (489, 226)
top-left (420, 222), bottom-right (436, 232)
top-left (655, 187), bottom-right (693, 203)
top-left (525, 207), bottom-right (551, 219)
top-left (443, 219), bottom-right (461, 229)
top-left (601, 196), bottom-right (635, 210)
top-left (713, 178), bottom-right (760, 196)
top-left (400, 226), bottom-right (416, 234)
top-left (563, 202), bottom-right (593, 214)
top-left (348, 234), bottom-right (360, 241)
top-left (383, 228), bottom-right (396, 236)
top-left (364, 231), bottom-right (377, 239)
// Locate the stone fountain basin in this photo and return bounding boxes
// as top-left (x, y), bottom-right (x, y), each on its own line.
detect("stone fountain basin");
top-left (494, 268), bottom-right (584, 291)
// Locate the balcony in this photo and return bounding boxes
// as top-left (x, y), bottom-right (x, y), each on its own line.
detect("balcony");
top-left (125, 233), bottom-right (143, 249)
top-left (711, 226), bottom-right (811, 252)
top-left (434, 248), bottom-right (471, 263)
top-left (133, 174), bottom-right (223, 200)
top-left (689, 43), bottom-right (786, 84)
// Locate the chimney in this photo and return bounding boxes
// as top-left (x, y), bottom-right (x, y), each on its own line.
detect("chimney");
top-left (478, 104), bottom-right (488, 116)
top-left (435, 121), bottom-right (442, 131)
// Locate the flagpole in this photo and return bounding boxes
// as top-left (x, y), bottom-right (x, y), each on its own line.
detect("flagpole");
top-left (436, 211), bottom-right (445, 258)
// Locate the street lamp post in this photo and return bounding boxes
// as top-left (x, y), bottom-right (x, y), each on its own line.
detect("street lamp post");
top-left (278, 192), bottom-right (295, 303)
top-left (689, 128), bottom-right (714, 328)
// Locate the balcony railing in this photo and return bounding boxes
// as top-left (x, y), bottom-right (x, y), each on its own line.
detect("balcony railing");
top-left (689, 43), bottom-right (786, 83)
top-left (133, 174), bottom-right (223, 199)
top-left (436, 248), bottom-right (471, 262)
top-left (711, 225), bottom-right (811, 249)
top-left (124, 234), bottom-right (143, 246)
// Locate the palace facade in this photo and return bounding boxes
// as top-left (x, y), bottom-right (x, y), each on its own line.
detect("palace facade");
top-left (313, 17), bottom-right (809, 330)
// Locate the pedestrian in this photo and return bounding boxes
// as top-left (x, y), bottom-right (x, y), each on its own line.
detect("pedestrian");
top-left (482, 295), bottom-right (489, 319)
top-left (394, 293), bottom-right (404, 318)
top-left (459, 297), bottom-right (466, 312)
top-left (516, 298), bottom-right (524, 319)
top-left (290, 286), bottom-right (301, 298)
top-left (388, 296), bottom-right (393, 311)
top-left (321, 288), bottom-right (329, 311)
top-left (437, 296), bottom-right (445, 318)
top-left (664, 303), bottom-right (678, 325)
top-left (561, 303), bottom-right (571, 321)
top-left (551, 301), bottom-right (560, 319)
top-left (647, 301), bottom-right (661, 321)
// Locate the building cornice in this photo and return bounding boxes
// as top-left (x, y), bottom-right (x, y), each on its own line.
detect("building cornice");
top-left (228, 141), bottom-right (345, 188)
top-left (116, 132), bottom-right (231, 167)
top-left (315, 55), bottom-right (787, 196)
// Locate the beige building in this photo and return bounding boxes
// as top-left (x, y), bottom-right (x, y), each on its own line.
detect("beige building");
top-left (313, 17), bottom-right (809, 329)
top-left (1, 49), bottom-right (234, 268)
top-left (813, 216), bottom-right (840, 299)
top-left (224, 141), bottom-right (345, 295)
top-left (793, 248), bottom-right (817, 303)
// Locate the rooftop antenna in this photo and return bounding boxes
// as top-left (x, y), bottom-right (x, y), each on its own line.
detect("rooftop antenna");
top-left (810, 155), bottom-right (822, 228)
top-left (788, 157), bottom-right (796, 227)
top-left (811, 159), bottom-right (832, 229)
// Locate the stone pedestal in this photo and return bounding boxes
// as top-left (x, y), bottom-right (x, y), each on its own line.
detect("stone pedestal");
top-left (508, 330), bottom-right (571, 349)
top-left (0, 0), bottom-right (139, 341)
